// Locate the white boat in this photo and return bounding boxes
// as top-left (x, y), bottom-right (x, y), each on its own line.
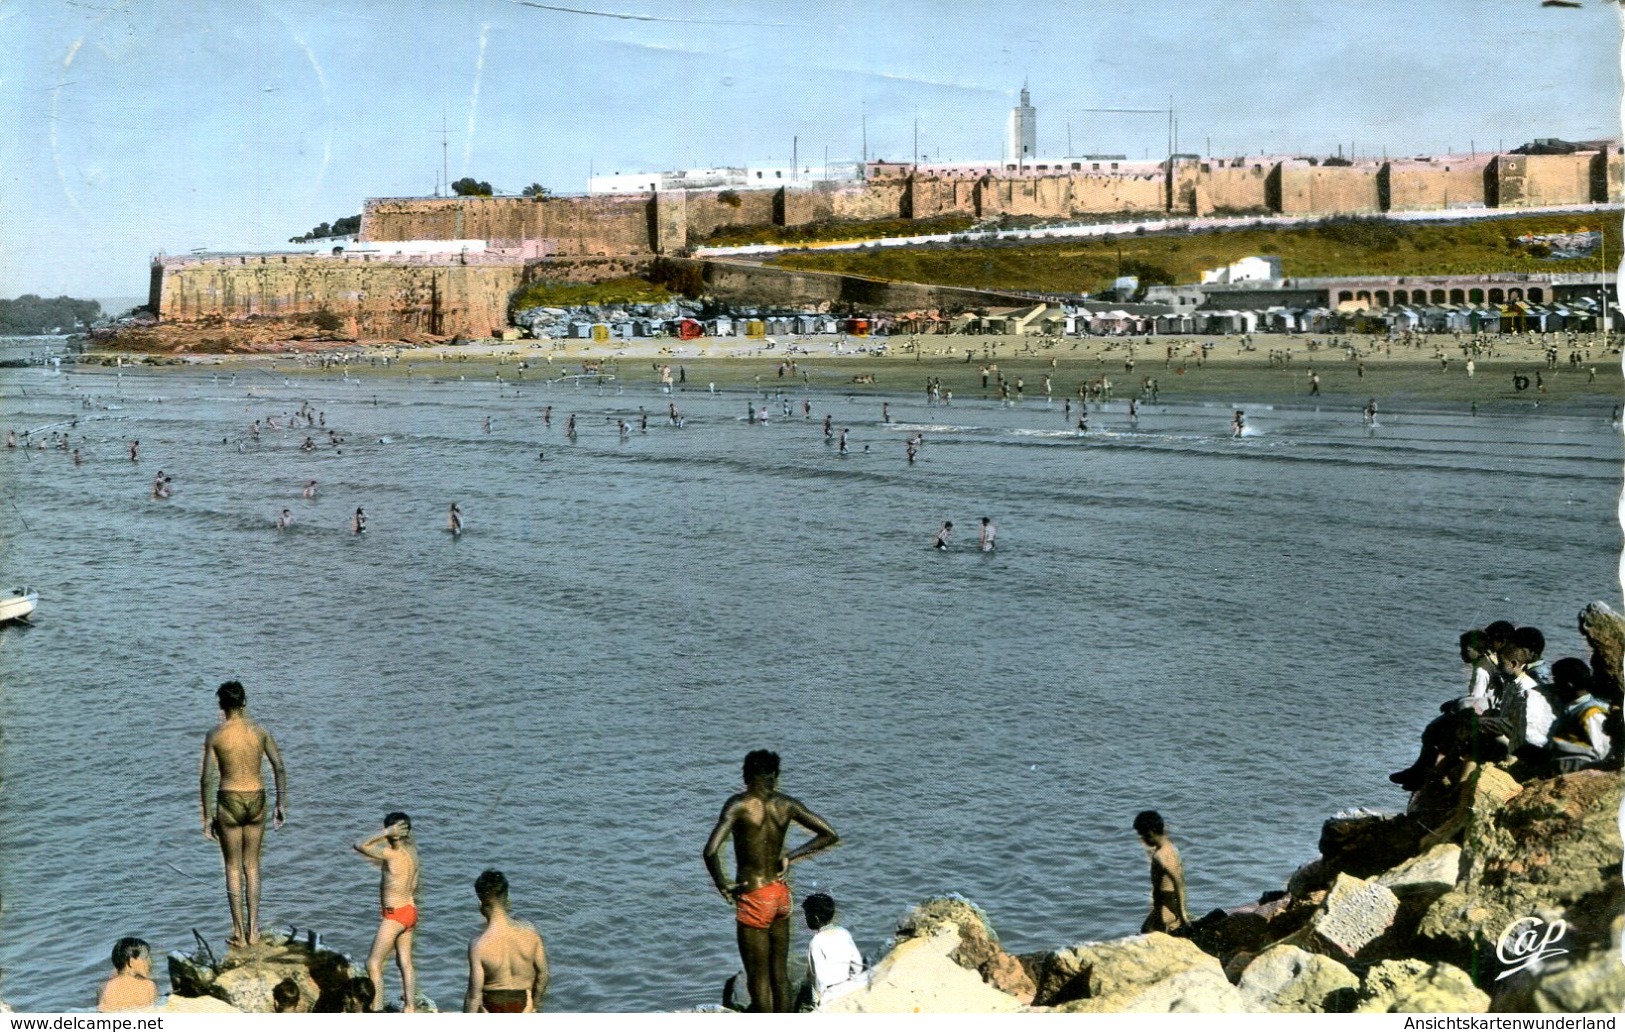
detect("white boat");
top-left (0, 586), bottom-right (37, 624)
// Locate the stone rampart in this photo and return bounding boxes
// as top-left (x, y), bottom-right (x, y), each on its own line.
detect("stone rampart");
top-left (1488, 154), bottom-right (1596, 208)
top-left (360, 196), bottom-right (653, 257)
top-left (1270, 163), bottom-right (1383, 215)
top-left (153, 253), bottom-right (524, 338)
top-left (1382, 159), bottom-right (1490, 211)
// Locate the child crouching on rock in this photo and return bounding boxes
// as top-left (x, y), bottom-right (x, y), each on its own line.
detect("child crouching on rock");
top-left (799, 893), bottom-right (867, 1010)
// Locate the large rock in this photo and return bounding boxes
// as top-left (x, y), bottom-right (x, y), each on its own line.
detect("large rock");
top-left (164, 995), bottom-right (242, 1013)
top-left (1578, 600), bottom-right (1625, 701)
top-left (1055, 965), bottom-right (1249, 1013)
top-left (1187, 894), bottom-right (1295, 966)
top-left (894, 896), bottom-right (1001, 971)
top-left (1033, 932), bottom-right (1230, 1009)
top-left (167, 933), bottom-right (353, 1013)
top-left (820, 925), bottom-right (1024, 1013)
top-left (1236, 944), bottom-right (1360, 1013)
top-left (1416, 770), bottom-right (1621, 979)
top-left (1274, 873), bottom-right (1399, 964)
top-left (1354, 959), bottom-right (1489, 1013)
top-left (1377, 844), bottom-right (1462, 900)
top-left (893, 895), bottom-right (1033, 1001)
top-left (1319, 809), bottom-right (1427, 879)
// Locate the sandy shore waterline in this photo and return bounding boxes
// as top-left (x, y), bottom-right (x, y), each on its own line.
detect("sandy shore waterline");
top-left (75, 332), bottom-right (1624, 413)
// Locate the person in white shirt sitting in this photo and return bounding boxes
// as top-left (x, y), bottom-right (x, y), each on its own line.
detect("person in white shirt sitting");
top-left (1546, 658), bottom-right (1614, 774)
top-left (800, 893), bottom-right (866, 1010)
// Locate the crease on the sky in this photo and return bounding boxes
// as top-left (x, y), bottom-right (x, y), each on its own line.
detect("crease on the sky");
top-left (465, 24), bottom-right (489, 176)
top-left (508, 0), bottom-right (804, 29)
top-left (51, 38), bottom-right (86, 215)
top-left (259, 3), bottom-right (335, 201)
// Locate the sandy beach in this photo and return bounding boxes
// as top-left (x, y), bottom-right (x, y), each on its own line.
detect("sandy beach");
top-left (84, 331), bottom-right (1624, 413)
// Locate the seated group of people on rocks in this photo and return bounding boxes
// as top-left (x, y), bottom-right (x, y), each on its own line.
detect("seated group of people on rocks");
top-left (1389, 620), bottom-right (1619, 792)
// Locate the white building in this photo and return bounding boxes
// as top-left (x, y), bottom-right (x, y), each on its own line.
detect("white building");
top-left (588, 162), bottom-right (863, 196)
top-left (1200, 256), bottom-right (1285, 284)
top-left (1006, 84), bottom-right (1036, 167)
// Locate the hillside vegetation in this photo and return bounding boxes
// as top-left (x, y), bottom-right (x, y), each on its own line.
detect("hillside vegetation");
top-left (770, 213), bottom-right (1621, 295)
top-left (509, 276), bottom-right (670, 314)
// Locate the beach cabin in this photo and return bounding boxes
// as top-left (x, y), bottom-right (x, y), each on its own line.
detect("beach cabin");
top-left (568, 321), bottom-right (592, 339)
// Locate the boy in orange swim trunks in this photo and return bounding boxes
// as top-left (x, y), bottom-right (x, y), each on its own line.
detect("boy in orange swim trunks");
top-left (354, 812), bottom-right (419, 1011)
top-left (703, 750), bottom-right (841, 1012)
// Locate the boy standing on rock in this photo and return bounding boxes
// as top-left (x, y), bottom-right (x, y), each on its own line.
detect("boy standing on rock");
top-left (1133, 810), bottom-right (1189, 935)
top-left (354, 812), bottom-right (419, 1012)
top-left (703, 750), bottom-right (841, 1013)
top-left (199, 680), bottom-right (287, 949)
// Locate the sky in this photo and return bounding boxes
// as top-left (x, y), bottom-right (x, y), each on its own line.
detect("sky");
top-left (2, 0), bottom-right (1621, 300)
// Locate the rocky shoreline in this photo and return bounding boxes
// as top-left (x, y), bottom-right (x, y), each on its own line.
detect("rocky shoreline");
top-left (3, 607), bottom-right (1618, 1015)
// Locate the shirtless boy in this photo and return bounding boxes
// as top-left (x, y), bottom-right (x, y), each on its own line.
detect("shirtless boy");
top-left (1133, 810), bottom-right (1189, 934)
top-left (354, 813), bottom-right (420, 1012)
top-left (97, 938), bottom-right (158, 1012)
top-left (703, 750), bottom-right (840, 1013)
top-left (200, 680), bottom-right (286, 948)
top-left (465, 869), bottom-right (550, 1013)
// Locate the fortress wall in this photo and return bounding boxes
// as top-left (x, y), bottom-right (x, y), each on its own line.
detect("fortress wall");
top-left (1594, 151), bottom-right (1622, 203)
top-left (1194, 164), bottom-right (1273, 214)
top-left (978, 177), bottom-right (1071, 218)
top-left (361, 197), bottom-right (653, 256)
top-left (831, 180), bottom-right (907, 222)
top-left (907, 177), bottom-right (979, 219)
top-left (1067, 172), bottom-right (1166, 214)
top-left (1383, 159), bottom-right (1490, 211)
top-left (650, 191), bottom-right (687, 253)
top-left (780, 187), bottom-right (837, 227)
top-left (154, 255), bottom-right (524, 338)
top-left (682, 189), bottom-right (777, 241)
top-left (1274, 165), bottom-right (1382, 214)
top-left (1491, 153), bottom-right (1595, 207)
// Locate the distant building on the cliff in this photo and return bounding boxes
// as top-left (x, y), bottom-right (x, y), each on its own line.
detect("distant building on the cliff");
top-left (1007, 84), bottom-right (1037, 168)
top-left (588, 162), bottom-right (864, 196)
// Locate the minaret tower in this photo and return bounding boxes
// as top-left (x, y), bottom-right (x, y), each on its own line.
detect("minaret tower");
top-left (1007, 81), bottom-right (1036, 168)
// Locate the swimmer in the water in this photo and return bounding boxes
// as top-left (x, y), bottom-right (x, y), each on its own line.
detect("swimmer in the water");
top-left (1129, 398), bottom-right (1139, 422)
top-left (448, 503), bottom-right (463, 536)
top-left (303, 480), bottom-right (318, 499)
top-left (543, 406), bottom-right (552, 427)
top-left (838, 428), bottom-right (848, 456)
top-left (1231, 410), bottom-right (1245, 438)
top-left (300, 437), bottom-right (316, 452)
top-left (1077, 415), bottom-right (1089, 434)
top-left (933, 521), bottom-right (953, 550)
top-left (72, 448), bottom-right (82, 466)
top-left (276, 509), bottom-right (293, 531)
top-left (129, 439), bottom-right (140, 461)
top-left (823, 414), bottom-right (833, 440)
top-left (979, 517), bottom-right (996, 553)
top-left (906, 441), bottom-right (917, 464)
top-left (882, 402), bottom-right (891, 424)
top-left (1363, 398), bottom-right (1378, 425)
top-left (565, 415), bottom-right (576, 438)
top-left (353, 508), bottom-right (368, 534)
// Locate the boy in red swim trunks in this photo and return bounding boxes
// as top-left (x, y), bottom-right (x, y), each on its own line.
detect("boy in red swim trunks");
top-left (354, 812), bottom-right (419, 1011)
top-left (703, 750), bottom-right (841, 1012)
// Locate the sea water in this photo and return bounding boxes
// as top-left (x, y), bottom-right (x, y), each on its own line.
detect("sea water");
top-left (0, 347), bottom-right (1619, 1011)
